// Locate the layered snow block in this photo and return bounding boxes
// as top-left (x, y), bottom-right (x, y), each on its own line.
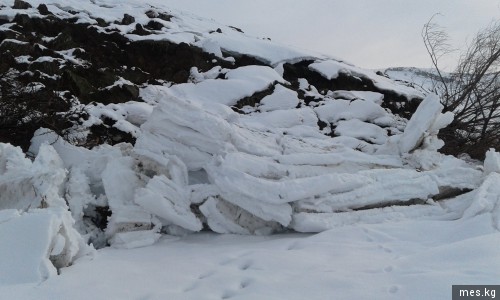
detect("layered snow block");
top-left (292, 204), bottom-right (449, 232)
top-left (102, 156), bottom-right (156, 239)
top-left (136, 91), bottom-right (236, 170)
top-left (294, 169), bottom-right (440, 212)
top-left (398, 94), bottom-right (453, 154)
top-left (484, 149), bottom-right (500, 175)
top-left (462, 173), bottom-right (500, 230)
top-left (135, 175), bottom-right (202, 232)
top-left (0, 208), bottom-right (91, 286)
top-left (0, 143), bottom-right (67, 211)
top-left (314, 98), bottom-right (388, 124)
top-left (200, 197), bottom-right (281, 235)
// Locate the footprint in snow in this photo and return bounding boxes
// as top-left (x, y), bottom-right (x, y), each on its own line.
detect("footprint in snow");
top-left (221, 289), bottom-right (237, 299)
top-left (219, 257), bottom-right (235, 266)
top-left (198, 270), bottom-right (215, 279)
top-left (384, 265), bottom-right (394, 273)
top-left (388, 285), bottom-right (399, 294)
top-left (183, 282), bottom-right (199, 292)
top-left (240, 278), bottom-right (252, 289)
top-left (378, 245), bottom-right (393, 253)
top-left (239, 260), bottom-right (253, 271)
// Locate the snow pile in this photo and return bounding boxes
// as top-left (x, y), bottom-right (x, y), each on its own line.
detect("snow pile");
top-left (0, 144), bottom-right (92, 286)
top-left (24, 88), bottom-right (486, 245)
top-left (0, 0), bottom-right (499, 288)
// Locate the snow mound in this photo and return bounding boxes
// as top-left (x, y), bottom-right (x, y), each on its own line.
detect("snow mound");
top-left (0, 0), bottom-right (498, 278)
top-left (0, 143), bottom-right (92, 285)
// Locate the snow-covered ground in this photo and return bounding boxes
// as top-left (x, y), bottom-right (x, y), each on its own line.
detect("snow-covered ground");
top-left (1, 1), bottom-right (500, 299)
top-left (2, 215), bottom-right (499, 300)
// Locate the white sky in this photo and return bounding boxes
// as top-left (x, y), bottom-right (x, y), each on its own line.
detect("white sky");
top-left (161, 0), bottom-right (500, 70)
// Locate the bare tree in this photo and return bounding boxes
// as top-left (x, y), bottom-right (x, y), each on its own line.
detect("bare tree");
top-left (422, 16), bottom-right (500, 158)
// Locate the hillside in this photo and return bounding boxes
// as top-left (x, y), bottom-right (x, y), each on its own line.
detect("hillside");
top-left (0, 1), bottom-right (499, 299)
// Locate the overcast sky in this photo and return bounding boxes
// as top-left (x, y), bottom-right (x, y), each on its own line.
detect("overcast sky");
top-left (161, 0), bottom-right (500, 70)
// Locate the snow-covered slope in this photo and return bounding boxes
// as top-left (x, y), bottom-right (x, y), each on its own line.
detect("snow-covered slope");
top-left (0, 0), bottom-right (499, 297)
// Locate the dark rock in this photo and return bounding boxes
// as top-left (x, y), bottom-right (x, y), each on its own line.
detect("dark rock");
top-left (131, 23), bottom-right (150, 36)
top-left (13, 13), bottom-right (34, 30)
top-left (30, 60), bottom-right (61, 75)
top-left (216, 28), bottom-right (222, 33)
top-left (91, 83), bottom-right (140, 104)
top-left (145, 10), bottom-right (172, 22)
top-left (87, 123), bottom-right (136, 146)
top-left (233, 84), bottom-right (276, 111)
top-left (229, 26), bottom-right (243, 33)
top-left (121, 14), bottom-right (135, 25)
top-left (0, 39), bottom-right (34, 56)
top-left (62, 69), bottom-right (96, 98)
top-left (145, 20), bottom-right (164, 31)
top-left (283, 60), bottom-right (423, 118)
top-left (37, 4), bottom-right (51, 15)
top-left (95, 18), bottom-right (108, 27)
top-left (145, 10), bottom-right (157, 18)
top-left (0, 13), bottom-right (229, 150)
top-left (12, 0), bottom-right (32, 9)
top-left (157, 12), bottom-right (172, 22)
top-left (49, 30), bottom-right (78, 50)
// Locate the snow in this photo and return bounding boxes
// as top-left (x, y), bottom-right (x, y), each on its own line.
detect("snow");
top-left (398, 94), bottom-right (450, 153)
top-left (135, 175), bottom-right (203, 232)
top-left (1, 1), bottom-right (499, 298)
top-left (201, 33), bottom-right (322, 66)
top-left (0, 208), bottom-right (92, 287)
top-left (1, 215), bottom-right (499, 300)
top-left (170, 65), bottom-right (285, 106)
top-left (258, 84), bottom-right (300, 112)
top-left (484, 149), bottom-right (500, 175)
top-left (330, 90), bottom-right (385, 104)
top-left (310, 60), bottom-right (424, 99)
top-left (335, 119), bottom-right (388, 145)
top-left (314, 98), bottom-right (388, 124)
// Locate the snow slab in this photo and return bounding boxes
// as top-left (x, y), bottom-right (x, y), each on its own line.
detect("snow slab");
top-left (1, 215), bottom-right (498, 300)
top-left (0, 208), bottom-right (91, 287)
top-left (484, 149), bottom-right (500, 175)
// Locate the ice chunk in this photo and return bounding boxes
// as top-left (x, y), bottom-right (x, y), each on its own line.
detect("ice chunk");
top-left (484, 149), bottom-right (500, 175)
top-left (314, 99), bottom-right (388, 124)
top-left (135, 175), bottom-right (202, 232)
top-left (295, 169), bottom-right (440, 212)
top-left (200, 197), bottom-right (281, 235)
top-left (0, 143), bottom-right (67, 211)
top-left (109, 230), bottom-right (161, 249)
top-left (334, 119), bottom-right (388, 145)
top-left (240, 107), bottom-right (318, 129)
top-left (206, 162), bottom-right (369, 205)
top-left (200, 197), bottom-right (250, 234)
top-left (292, 204), bottom-right (448, 232)
top-left (0, 208), bottom-right (91, 286)
top-left (462, 173), bottom-right (500, 230)
top-left (398, 94), bottom-right (445, 153)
